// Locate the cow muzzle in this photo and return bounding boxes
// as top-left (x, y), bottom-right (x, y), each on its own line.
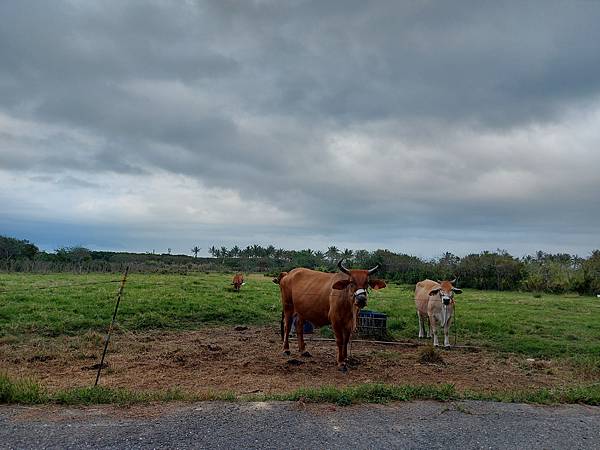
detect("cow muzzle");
top-left (354, 289), bottom-right (368, 308)
top-left (442, 296), bottom-right (451, 306)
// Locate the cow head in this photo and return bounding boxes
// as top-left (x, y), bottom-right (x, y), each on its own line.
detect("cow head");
top-left (428, 278), bottom-right (462, 305)
top-left (272, 271), bottom-right (288, 285)
top-left (332, 259), bottom-right (387, 308)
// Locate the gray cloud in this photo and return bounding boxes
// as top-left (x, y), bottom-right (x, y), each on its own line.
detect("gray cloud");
top-left (1, 0), bottom-right (600, 256)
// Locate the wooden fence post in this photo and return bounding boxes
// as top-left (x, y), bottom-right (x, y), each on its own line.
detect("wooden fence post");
top-left (94, 266), bottom-right (129, 387)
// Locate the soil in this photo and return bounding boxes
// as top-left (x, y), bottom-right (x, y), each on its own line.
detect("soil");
top-left (0, 326), bottom-right (587, 395)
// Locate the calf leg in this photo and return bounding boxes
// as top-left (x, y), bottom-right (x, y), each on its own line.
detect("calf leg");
top-left (429, 315), bottom-right (439, 347)
top-left (417, 312), bottom-right (425, 338)
top-left (444, 316), bottom-right (452, 347)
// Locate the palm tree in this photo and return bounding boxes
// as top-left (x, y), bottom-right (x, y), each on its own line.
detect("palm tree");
top-left (191, 246), bottom-right (201, 258)
top-left (220, 246), bottom-right (228, 263)
top-left (312, 250), bottom-right (325, 266)
top-left (326, 246), bottom-right (340, 263)
top-left (341, 248), bottom-right (354, 260)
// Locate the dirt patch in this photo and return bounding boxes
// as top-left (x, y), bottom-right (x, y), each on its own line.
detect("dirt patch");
top-left (0, 326), bottom-right (590, 395)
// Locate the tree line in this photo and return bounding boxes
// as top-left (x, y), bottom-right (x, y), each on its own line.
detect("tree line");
top-left (1, 235), bottom-right (599, 295)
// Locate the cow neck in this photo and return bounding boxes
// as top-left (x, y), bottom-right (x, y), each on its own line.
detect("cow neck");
top-left (441, 304), bottom-right (449, 327)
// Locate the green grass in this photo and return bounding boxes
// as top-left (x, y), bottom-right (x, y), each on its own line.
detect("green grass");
top-left (0, 273), bottom-right (280, 337)
top-left (1, 273), bottom-right (600, 360)
top-left (268, 383), bottom-right (456, 405)
top-left (0, 373), bottom-right (235, 405)
top-left (3, 373), bottom-right (600, 407)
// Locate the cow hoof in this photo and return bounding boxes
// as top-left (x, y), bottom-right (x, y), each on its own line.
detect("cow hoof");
top-left (339, 365), bottom-right (348, 374)
top-left (283, 350), bottom-right (291, 356)
top-left (301, 351), bottom-right (312, 357)
top-left (444, 344), bottom-right (451, 348)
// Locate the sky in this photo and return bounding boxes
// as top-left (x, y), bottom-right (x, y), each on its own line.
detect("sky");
top-left (1, 1), bottom-right (599, 258)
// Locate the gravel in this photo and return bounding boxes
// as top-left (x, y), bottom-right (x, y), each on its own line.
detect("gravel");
top-left (1, 400), bottom-right (599, 449)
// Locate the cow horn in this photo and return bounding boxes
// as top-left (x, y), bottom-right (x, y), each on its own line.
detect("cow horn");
top-left (338, 259), bottom-right (351, 275)
top-left (450, 278), bottom-right (457, 284)
top-left (368, 264), bottom-right (380, 275)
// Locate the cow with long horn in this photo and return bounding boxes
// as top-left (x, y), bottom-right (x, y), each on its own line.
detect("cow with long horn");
top-left (278, 259), bottom-right (386, 372)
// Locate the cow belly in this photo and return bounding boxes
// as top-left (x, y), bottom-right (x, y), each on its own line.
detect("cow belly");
top-left (414, 296), bottom-right (429, 315)
top-left (295, 300), bottom-right (331, 327)
top-left (299, 314), bottom-right (330, 328)
top-left (289, 290), bottom-right (331, 326)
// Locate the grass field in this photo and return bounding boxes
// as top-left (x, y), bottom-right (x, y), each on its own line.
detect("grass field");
top-left (2, 272), bottom-right (600, 405)
top-left (2, 272), bottom-right (600, 358)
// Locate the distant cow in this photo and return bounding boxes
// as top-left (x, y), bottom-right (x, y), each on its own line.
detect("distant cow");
top-left (232, 273), bottom-right (244, 291)
top-left (414, 279), bottom-right (462, 347)
top-left (278, 260), bottom-right (386, 372)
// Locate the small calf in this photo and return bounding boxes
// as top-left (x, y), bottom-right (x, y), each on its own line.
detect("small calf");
top-left (414, 279), bottom-right (462, 347)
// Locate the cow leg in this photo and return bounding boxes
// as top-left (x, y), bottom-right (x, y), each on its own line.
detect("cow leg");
top-left (295, 317), bottom-right (311, 357)
top-left (332, 324), bottom-right (348, 372)
top-left (338, 335), bottom-right (348, 373)
top-left (339, 330), bottom-right (353, 372)
top-left (426, 316), bottom-right (431, 338)
top-left (282, 310), bottom-right (294, 356)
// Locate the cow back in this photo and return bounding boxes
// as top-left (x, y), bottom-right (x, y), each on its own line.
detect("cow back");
top-left (415, 279), bottom-right (439, 315)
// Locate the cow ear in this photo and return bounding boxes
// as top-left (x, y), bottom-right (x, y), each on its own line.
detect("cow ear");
top-left (332, 279), bottom-right (351, 290)
top-left (369, 279), bottom-right (387, 290)
top-left (452, 288), bottom-right (462, 294)
top-left (429, 288), bottom-right (441, 296)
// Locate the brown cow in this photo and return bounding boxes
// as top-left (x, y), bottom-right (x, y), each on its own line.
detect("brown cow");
top-left (414, 278), bottom-right (462, 347)
top-left (232, 273), bottom-right (244, 291)
top-left (278, 260), bottom-right (386, 372)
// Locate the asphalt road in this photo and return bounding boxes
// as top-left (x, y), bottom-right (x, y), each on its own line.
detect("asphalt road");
top-left (1, 400), bottom-right (599, 449)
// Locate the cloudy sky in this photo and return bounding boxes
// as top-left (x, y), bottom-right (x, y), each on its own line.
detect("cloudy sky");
top-left (1, 1), bottom-right (599, 257)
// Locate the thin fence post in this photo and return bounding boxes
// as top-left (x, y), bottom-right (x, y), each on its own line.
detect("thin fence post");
top-left (95, 266), bottom-right (129, 387)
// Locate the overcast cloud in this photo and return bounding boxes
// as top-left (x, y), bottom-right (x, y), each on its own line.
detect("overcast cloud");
top-left (1, 0), bottom-right (599, 257)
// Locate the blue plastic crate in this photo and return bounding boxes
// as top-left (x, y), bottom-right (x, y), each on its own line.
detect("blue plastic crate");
top-left (357, 309), bottom-right (387, 337)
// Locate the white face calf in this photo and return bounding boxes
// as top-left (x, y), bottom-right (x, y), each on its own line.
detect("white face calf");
top-left (428, 279), bottom-right (462, 347)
